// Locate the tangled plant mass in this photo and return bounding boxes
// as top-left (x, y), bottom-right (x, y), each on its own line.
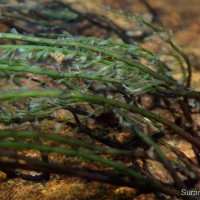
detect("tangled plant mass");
top-left (0, 1), bottom-right (200, 198)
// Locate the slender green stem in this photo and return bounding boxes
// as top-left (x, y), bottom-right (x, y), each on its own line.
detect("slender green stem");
top-left (0, 130), bottom-right (142, 157)
top-left (0, 89), bottom-right (62, 100)
top-left (0, 64), bottom-right (162, 89)
top-left (0, 141), bottom-right (145, 180)
top-left (0, 89), bottom-right (199, 150)
top-left (140, 19), bottom-right (192, 88)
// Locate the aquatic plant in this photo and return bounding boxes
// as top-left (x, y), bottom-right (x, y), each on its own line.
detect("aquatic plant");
top-left (0, 1), bottom-right (200, 198)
